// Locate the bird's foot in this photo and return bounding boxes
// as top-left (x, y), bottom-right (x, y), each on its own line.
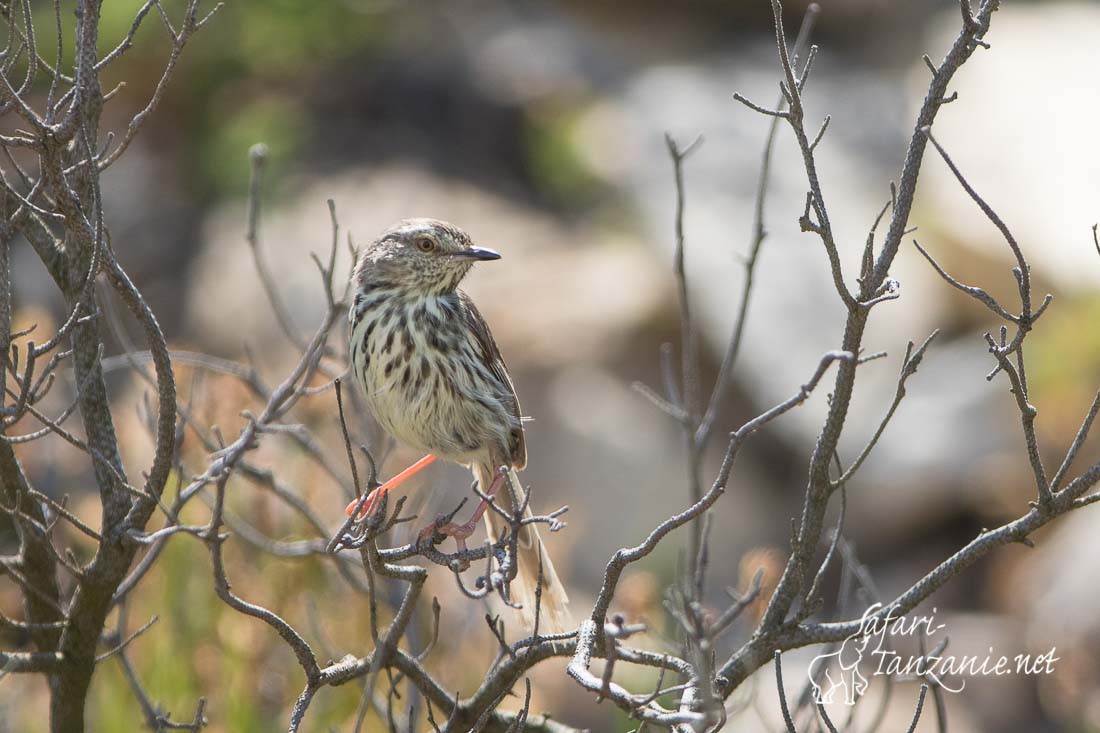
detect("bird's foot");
top-left (418, 513), bottom-right (479, 543)
top-left (417, 515), bottom-right (481, 567)
top-left (417, 483), bottom-right (504, 558)
top-left (408, 464), bottom-right (512, 570)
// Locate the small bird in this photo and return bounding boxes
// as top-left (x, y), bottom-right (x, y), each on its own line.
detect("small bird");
top-left (346, 218), bottom-right (570, 632)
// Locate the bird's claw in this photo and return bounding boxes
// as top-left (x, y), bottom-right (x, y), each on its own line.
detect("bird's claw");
top-left (417, 514), bottom-right (479, 566)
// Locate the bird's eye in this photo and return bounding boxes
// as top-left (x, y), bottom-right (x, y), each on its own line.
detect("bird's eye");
top-left (415, 237), bottom-right (436, 253)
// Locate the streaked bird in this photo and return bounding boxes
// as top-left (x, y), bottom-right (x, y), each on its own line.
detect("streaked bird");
top-left (345, 218), bottom-right (570, 631)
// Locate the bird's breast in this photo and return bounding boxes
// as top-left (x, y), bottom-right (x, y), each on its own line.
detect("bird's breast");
top-left (349, 292), bottom-right (507, 462)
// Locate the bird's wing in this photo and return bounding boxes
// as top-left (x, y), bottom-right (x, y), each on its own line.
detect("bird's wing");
top-left (457, 291), bottom-right (526, 469)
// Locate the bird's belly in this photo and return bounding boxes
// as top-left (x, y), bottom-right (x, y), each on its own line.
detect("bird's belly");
top-left (363, 364), bottom-right (489, 464)
top-left (351, 309), bottom-right (499, 463)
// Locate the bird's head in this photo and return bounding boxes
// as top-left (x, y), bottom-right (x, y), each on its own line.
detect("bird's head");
top-left (353, 218), bottom-right (500, 295)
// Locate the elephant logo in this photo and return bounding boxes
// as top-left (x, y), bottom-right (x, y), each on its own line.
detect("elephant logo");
top-left (807, 625), bottom-right (878, 705)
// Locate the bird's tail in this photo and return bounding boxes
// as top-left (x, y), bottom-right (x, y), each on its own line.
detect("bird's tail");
top-left (477, 464), bottom-right (571, 634)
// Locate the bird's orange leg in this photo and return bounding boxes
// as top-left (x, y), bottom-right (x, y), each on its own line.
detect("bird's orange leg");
top-left (418, 466), bottom-right (507, 551)
top-left (345, 454), bottom-right (438, 521)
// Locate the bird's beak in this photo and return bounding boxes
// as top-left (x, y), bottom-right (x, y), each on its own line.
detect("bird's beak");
top-left (452, 247), bottom-right (501, 261)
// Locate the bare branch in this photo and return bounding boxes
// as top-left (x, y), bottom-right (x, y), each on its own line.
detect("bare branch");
top-left (774, 651), bottom-right (797, 733)
top-left (244, 143), bottom-right (307, 351)
top-left (1051, 388), bottom-right (1100, 492)
top-left (923, 127), bottom-right (1043, 323)
top-left (698, 0), bottom-right (820, 446)
top-left (833, 330), bottom-right (939, 486)
top-left (912, 239), bottom-right (1018, 322)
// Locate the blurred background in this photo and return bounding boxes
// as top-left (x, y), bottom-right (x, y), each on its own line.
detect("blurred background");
top-left (3, 0), bottom-right (1100, 730)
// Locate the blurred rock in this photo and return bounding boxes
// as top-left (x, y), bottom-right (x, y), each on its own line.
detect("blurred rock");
top-left (917, 3), bottom-right (1100, 293)
top-left (467, 20), bottom-right (594, 105)
top-left (1016, 507), bottom-right (1100, 728)
top-left (102, 140), bottom-right (203, 334)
